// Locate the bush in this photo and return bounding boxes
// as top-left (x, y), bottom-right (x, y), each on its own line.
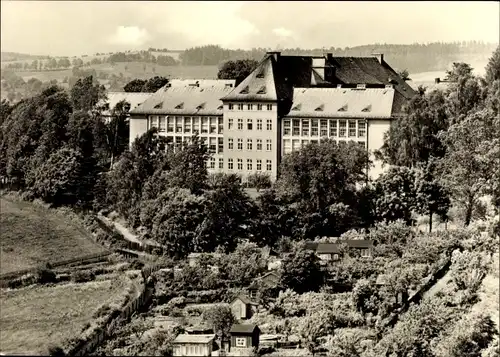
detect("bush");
top-left (36, 268), bottom-right (57, 284)
top-left (48, 344), bottom-right (66, 356)
top-left (169, 307), bottom-right (184, 317)
top-left (185, 306), bottom-right (203, 317)
top-left (71, 270), bottom-right (96, 283)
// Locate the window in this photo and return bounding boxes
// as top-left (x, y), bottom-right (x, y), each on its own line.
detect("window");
top-left (150, 116), bottom-right (159, 129)
top-left (209, 137), bottom-right (216, 153)
top-left (237, 158), bottom-right (243, 170)
top-left (358, 120), bottom-right (366, 137)
top-left (247, 138), bottom-right (253, 150)
top-left (292, 139), bottom-right (301, 151)
top-left (247, 104), bottom-right (253, 110)
top-left (237, 138), bottom-right (243, 150)
top-left (247, 118), bottom-right (253, 130)
top-left (257, 104), bottom-right (263, 110)
top-left (292, 119), bottom-right (300, 136)
top-left (301, 119), bottom-right (309, 136)
top-left (256, 159), bottom-right (262, 171)
top-left (183, 117), bottom-right (191, 133)
top-left (201, 117), bottom-right (208, 134)
top-left (193, 117), bottom-right (200, 134)
top-left (333, 254), bottom-right (340, 261)
top-left (228, 138), bottom-right (234, 150)
top-left (238, 118), bottom-right (243, 130)
top-left (236, 338), bottom-right (246, 347)
top-left (257, 119), bottom-right (263, 130)
top-left (266, 139), bottom-right (272, 151)
top-left (311, 119), bottom-right (319, 136)
top-left (218, 117), bottom-right (223, 134)
top-left (176, 117), bottom-right (183, 133)
top-left (228, 118), bottom-right (234, 130)
top-left (210, 117), bottom-right (217, 134)
top-left (329, 120), bottom-right (337, 137)
top-left (237, 103), bottom-right (244, 110)
top-left (209, 157), bottom-right (215, 169)
top-left (283, 139), bottom-right (292, 154)
top-left (218, 138), bottom-right (224, 153)
top-left (266, 160), bottom-right (272, 171)
top-left (361, 249), bottom-right (371, 258)
top-left (358, 141), bottom-right (366, 149)
top-left (266, 119), bottom-right (272, 131)
top-left (228, 158), bottom-right (233, 170)
top-left (175, 136), bottom-right (182, 147)
top-left (247, 159), bottom-right (252, 171)
top-left (219, 158), bottom-right (224, 169)
top-left (159, 117), bottom-right (166, 132)
top-left (320, 120), bottom-right (328, 137)
top-left (339, 120), bottom-right (347, 137)
top-left (228, 103), bottom-right (234, 110)
top-left (256, 139), bottom-right (262, 151)
top-left (283, 119), bottom-right (291, 136)
top-left (348, 120), bottom-right (357, 137)
top-left (302, 139), bottom-right (309, 147)
top-left (266, 104), bottom-right (273, 110)
top-left (167, 116), bottom-right (174, 133)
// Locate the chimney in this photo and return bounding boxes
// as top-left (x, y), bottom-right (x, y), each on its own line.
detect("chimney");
top-left (267, 51), bottom-right (281, 61)
top-left (326, 53), bottom-right (333, 62)
top-left (435, 78), bottom-right (441, 84)
top-left (372, 53), bottom-right (384, 64)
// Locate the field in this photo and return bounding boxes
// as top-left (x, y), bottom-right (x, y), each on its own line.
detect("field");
top-left (0, 277), bottom-right (129, 355)
top-left (0, 196), bottom-right (107, 274)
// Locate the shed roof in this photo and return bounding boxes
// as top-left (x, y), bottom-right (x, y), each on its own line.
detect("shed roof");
top-left (230, 324), bottom-right (259, 334)
top-left (130, 85), bottom-right (232, 115)
top-left (233, 294), bottom-right (259, 306)
top-left (173, 334), bottom-right (216, 344)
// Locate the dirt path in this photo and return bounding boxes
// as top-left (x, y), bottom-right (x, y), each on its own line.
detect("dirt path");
top-left (97, 214), bottom-right (142, 245)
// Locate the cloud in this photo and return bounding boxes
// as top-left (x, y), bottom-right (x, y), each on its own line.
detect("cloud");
top-left (108, 26), bottom-right (151, 46)
top-left (272, 27), bottom-right (293, 38)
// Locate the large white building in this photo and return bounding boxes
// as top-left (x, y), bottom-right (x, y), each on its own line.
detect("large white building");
top-left (129, 52), bottom-right (417, 180)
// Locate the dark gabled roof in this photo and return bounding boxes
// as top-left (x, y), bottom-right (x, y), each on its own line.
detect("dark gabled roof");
top-left (233, 294), bottom-right (258, 306)
top-left (316, 243), bottom-right (340, 254)
top-left (343, 239), bottom-right (374, 248)
top-left (230, 324), bottom-right (259, 334)
top-left (305, 242), bottom-right (319, 251)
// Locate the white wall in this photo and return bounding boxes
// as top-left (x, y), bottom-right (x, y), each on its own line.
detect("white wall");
top-left (367, 119), bottom-right (391, 180)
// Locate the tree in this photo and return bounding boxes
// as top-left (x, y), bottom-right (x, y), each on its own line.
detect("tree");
top-left (397, 69), bottom-right (411, 81)
top-left (279, 249), bottom-right (325, 294)
top-left (70, 75), bottom-right (106, 112)
top-left (485, 45), bottom-right (500, 84)
top-left (142, 76), bottom-right (169, 92)
top-left (376, 89), bottom-right (449, 167)
top-left (124, 79), bottom-right (147, 92)
top-left (246, 172), bottom-right (272, 192)
top-left (201, 304), bottom-right (235, 341)
top-left (106, 100), bottom-right (131, 168)
top-left (438, 109), bottom-right (497, 226)
top-left (26, 147), bottom-right (83, 205)
top-left (217, 59), bottom-right (259, 86)
top-left (373, 166), bottom-right (417, 225)
top-left (299, 309), bottom-right (335, 356)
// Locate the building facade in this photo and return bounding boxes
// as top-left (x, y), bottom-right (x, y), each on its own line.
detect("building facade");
top-left (129, 52), bottom-right (417, 180)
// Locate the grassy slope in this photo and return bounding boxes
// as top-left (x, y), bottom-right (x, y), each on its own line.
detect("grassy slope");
top-left (0, 197), bottom-right (107, 274)
top-left (0, 277), bottom-right (128, 355)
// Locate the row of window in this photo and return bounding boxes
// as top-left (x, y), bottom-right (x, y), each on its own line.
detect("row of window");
top-left (228, 118), bottom-right (273, 131)
top-left (150, 116), bottom-right (223, 135)
top-left (164, 136), bottom-right (224, 154)
top-left (228, 103), bottom-right (273, 111)
top-left (207, 157), bottom-right (273, 172)
top-left (227, 138), bottom-right (272, 151)
top-left (283, 138), bottom-right (366, 154)
top-left (283, 119), bottom-right (367, 138)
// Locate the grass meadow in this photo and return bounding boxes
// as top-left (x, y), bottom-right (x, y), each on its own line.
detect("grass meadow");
top-left (0, 196), bottom-right (107, 274)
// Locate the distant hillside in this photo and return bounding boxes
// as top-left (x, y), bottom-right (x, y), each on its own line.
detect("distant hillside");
top-left (1, 52), bottom-right (50, 62)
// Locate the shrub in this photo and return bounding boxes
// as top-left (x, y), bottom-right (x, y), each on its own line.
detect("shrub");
top-left (48, 344), bottom-right (66, 356)
top-left (169, 307), bottom-right (184, 317)
top-left (185, 306), bottom-right (203, 317)
top-left (71, 270), bottom-right (96, 283)
top-left (36, 268), bottom-right (57, 284)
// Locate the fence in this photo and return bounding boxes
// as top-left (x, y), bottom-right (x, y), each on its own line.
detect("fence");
top-left (66, 263), bottom-right (161, 356)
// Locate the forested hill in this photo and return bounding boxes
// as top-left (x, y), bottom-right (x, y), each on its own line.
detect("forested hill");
top-left (1, 52), bottom-right (50, 62)
top-left (179, 42), bottom-right (497, 73)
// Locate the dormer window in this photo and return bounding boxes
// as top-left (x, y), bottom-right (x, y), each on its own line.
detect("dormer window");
top-left (388, 78), bottom-right (398, 84)
top-left (257, 86), bottom-right (266, 94)
top-left (239, 86), bottom-right (249, 94)
top-left (256, 67), bottom-right (265, 78)
top-left (196, 102), bottom-right (206, 110)
top-left (315, 104), bottom-right (324, 111)
top-left (217, 105), bottom-right (223, 110)
top-left (362, 105), bottom-right (372, 112)
top-left (291, 103), bottom-right (301, 111)
top-left (154, 102), bottom-right (163, 109)
top-left (338, 104), bottom-right (348, 112)
top-left (175, 102), bottom-right (184, 109)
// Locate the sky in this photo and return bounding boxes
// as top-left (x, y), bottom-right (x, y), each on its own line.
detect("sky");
top-left (1, 1), bottom-right (498, 57)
